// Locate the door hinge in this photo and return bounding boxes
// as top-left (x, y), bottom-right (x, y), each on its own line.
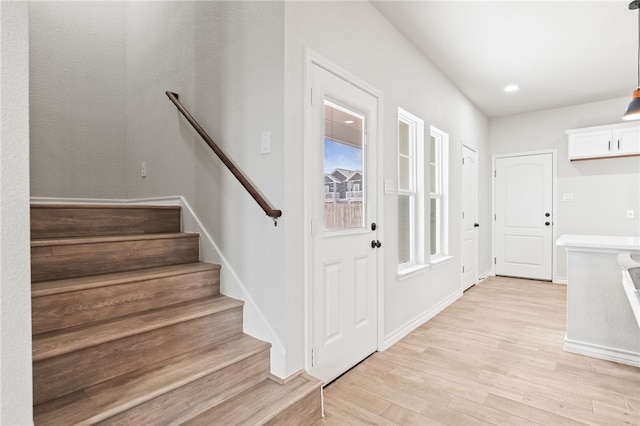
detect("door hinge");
top-left (494, 213), bottom-right (497, 221)
top-left (462, 211), bottom-right (465, 219)
top-left (494, 257), bottom-right (497, 265)
top-left (311, 348), bottom-right (315, 367)
top-left (310, 88), bottom-right (313, 106)
top-left (494, 170), bottom-right (496, 178)
top-left (462, 266), bottom-right (465, 273)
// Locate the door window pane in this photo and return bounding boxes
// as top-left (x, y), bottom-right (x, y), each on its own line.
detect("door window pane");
top-left (323, 101), bottom-right (365, 230)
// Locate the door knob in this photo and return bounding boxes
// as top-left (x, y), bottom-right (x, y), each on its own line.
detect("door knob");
top-left (474, 223), bottom-right (480, 228)
top-left (371, 223), bottom-right (377, 231)
top-left (545, 221), bottom-right (551, 226)
top-left (545, 213), bottom-right (550, 217)
top-left (371, 240), bottom-right (382, 248)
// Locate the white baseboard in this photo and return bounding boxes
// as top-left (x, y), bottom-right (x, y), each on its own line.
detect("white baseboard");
top-left (30, 196), bottom-right (181, 206)
top-left (177, 196), bottom-right (287, 378)
top-left (564, 338), bottom-right (640, 367)
top-left (553, 277), bottom-right (568, 285)
top-left (478, 270), bottom-right (494, 282)
top-left (381, 289), bottom-right (463, 351)
top-left (30, 196), bottom-right (288, 379)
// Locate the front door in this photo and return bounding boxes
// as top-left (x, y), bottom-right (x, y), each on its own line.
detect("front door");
top-left (494, 153), bottom-right (553, 280)
top-left (309, 64), bottom-right (379, 383)
top-left (462, 145), bottom-right (478, 290)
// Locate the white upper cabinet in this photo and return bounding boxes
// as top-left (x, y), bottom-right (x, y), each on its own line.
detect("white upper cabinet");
top-left (566, 122), bottom-right (640, 161)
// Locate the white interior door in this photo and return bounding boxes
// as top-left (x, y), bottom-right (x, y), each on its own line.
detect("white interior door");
top-left (309, 64), bottom-right (378, 384)
top-left (462, 145), bottom-right (478, 290)
top-left (494, 153), bottom-right (553, 280)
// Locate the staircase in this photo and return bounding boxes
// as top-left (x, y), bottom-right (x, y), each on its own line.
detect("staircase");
top-left (30, 204), bottom-right (322, 425)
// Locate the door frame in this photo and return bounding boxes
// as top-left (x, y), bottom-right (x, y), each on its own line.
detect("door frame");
top-left (491, 149), bottom-right (558, 282)
top-left (303, 49), bottom-right (385, 374)
top-left (461, 144), bottom-right (478, 290)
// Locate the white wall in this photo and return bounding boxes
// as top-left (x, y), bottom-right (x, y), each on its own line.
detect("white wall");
top-left (284, 1), bottom-right (490, 366)
top-left (0, 1), bottom-right (33, 423)
top-left (29, 1), bottom-right (128, 199)
top-left (489, 97), bottom-right (640, 281)
top-left (125, 1), bottom-right (287, 375)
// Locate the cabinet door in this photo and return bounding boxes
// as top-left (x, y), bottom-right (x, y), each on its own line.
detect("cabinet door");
top-left (568, 130), bottom-right (612, 159)
top-left (615, 127), bottom-right (640, 155)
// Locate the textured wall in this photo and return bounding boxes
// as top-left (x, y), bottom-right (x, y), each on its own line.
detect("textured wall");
top-left (0, 1), bottom-right (33, 423)
top-left (29, 1), bottom-right (128, 199)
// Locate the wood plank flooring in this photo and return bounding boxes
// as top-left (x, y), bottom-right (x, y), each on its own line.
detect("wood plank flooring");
top-left (315, 276), bottom-right (640, 425)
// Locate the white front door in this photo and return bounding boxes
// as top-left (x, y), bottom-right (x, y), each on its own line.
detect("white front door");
top-left (309, 64), bottom-right (379, 383)
top-left (494, 153), bottom-right (553, 280)
top-left (462, 145), bottom-right (478, 290)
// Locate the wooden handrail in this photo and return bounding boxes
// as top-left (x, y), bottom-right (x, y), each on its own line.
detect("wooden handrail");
top-left (166, 91), bottom-right (282, 225)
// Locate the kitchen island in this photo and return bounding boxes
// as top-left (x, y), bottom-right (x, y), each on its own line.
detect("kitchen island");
top-left (556, 234), bottom-right (640, 366)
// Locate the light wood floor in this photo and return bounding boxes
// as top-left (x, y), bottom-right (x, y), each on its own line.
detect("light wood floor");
top-left (315, 276), bottom-right (640, 425)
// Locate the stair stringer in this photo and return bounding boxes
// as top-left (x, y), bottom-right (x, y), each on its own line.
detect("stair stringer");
top-left (177, 195), bottom-right (287, 379)
top-left (31, 195), bottom-right (287, 380)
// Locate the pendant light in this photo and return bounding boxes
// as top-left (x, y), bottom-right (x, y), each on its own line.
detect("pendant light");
top-left (624, 0), bottom-right (640, 120)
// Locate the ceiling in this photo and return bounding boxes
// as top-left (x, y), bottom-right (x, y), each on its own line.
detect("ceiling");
top-left (372, 1), bottom-right (638, 118)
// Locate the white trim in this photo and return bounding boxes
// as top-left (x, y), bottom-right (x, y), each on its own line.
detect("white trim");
top-left (564, 337), bottom-right (640, 367)
top-left (478, 270), bottom-right (494, 282)
top-left (304, 48), bottom-right (385, 374)
top-left (29, 196), bottom-right (287, 379)
top-left (430, 255), bottom-right (453, 269)
top-left (31, 196), bottom-right (181, 206)
top-left (429, 126), bottom-right (449, 261)
top-left (397, 107), bottom-right (426, 269)
top-left (177, 196), bottom-right (287, 378)
top-left (382, 289), bottom-right (463, 350)
top-left (461, 144), bottom-right (479, 290)
top-left (396, 264), bottom-right (430, 281)
top-left (553, 277), bottom-right (568, 285)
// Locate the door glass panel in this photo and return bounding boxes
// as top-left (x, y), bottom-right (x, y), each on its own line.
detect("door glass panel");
top-left (323, 100), bottom-right (365, 230)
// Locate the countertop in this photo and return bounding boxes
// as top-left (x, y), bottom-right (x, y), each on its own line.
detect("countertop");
top-left (556, 234), bottom-right (640, 251)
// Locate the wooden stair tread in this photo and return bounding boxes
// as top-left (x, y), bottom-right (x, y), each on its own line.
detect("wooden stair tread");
top-left (32, 262), bottom-right (220, 298)
top-left (33, 296), bottom-right (243, 362)
top-left (31, 232), bottom-right (197, 247)
top-left (185, 373), bottom-right (323, 425)
top-left (33, 334), bottom-right (271, 425)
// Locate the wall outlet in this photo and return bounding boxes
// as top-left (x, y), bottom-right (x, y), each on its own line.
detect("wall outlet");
top-left (627, 210), bottom-right (635, 219)
top-left (141, 161), bottom-right (146, 178)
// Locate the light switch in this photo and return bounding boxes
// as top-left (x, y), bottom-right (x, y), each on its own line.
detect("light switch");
top-left (562, 193), bottom-right (574, 202)
top-left (260, 131), bottom-right (271, 154)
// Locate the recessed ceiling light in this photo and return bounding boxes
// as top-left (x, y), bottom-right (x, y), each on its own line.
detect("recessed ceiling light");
top-left (504, 85), bottom-right (519, 93)
top-left (344, 120), bottom-right (354, 124)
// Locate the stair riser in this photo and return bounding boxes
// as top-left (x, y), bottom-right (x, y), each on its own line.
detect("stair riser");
top-left (96, 349), bottom-right (271, 425)
top-left (31, 236), bottom-right (200, 282)
top-left (31, 206), bottom-right (181, 239)
top-left (33, 307), bottom-right (243, 405)
top-left (32, 269), bottom-right (220, 335)
top-left (266, 388), bottom-right (323, 426)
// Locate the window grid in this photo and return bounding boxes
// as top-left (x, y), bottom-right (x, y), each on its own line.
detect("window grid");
top-left (398, 109), bottom-right (424, 270)
top-left (430, 127), bottom-right (448, 259)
